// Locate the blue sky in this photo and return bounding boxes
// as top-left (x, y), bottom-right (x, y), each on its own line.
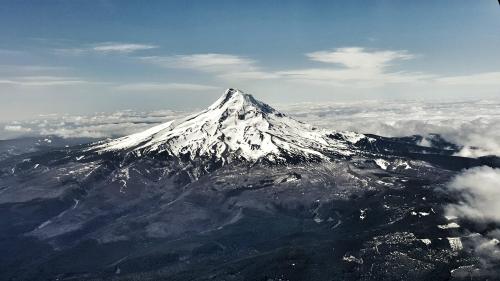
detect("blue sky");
top-left (1, 0), bottom-right (499, 120)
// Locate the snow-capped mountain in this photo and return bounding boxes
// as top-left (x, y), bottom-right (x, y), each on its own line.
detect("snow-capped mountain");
top-left (2, 88), bottom-right (499, 280)
top-left (91, 88), bottom-right (366, 164)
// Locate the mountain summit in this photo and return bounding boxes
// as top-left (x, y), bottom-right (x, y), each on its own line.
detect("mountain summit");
top-left (92, 88), bottom-right (365, 163)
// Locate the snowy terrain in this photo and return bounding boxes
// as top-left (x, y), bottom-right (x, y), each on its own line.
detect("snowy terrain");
top-left (92, 89), bottom-right (366, 163)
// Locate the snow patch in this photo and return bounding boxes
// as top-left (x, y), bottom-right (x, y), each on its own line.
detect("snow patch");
top-left (420, 239), bottom-right (432, 245)
top-left (438, 222), bottom-right (460, 229)
top-left (447, 237), bottom-right (463, 251)
top-left (374, 159), bottom-right (389, 170)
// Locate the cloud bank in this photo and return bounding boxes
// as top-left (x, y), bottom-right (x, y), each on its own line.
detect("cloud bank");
top-left (1, 110), bottom-right (188, 140)
top-left (280, 99), bottom-right (500, 157)
top-left (2, 99), bottom-right (499, 158)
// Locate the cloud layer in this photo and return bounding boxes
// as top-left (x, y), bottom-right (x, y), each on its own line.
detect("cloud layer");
top-left (281, 99), bottom-right (500, 157)
top-left (2, 99), bottom-right (499, 158)
top-left (1, 110), bottom-right (188, 140)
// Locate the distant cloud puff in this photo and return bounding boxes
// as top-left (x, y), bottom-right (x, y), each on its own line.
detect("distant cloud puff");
top-left (54, 42), bottom-right (157, 56)
top-left (306, 47), bottom-right (414, 69)
top-left (445, 166), bottom-right (500, 223)
top-left (436, 72), bottom-right (500, 86)
top-left (4, 125), bottom-right (32, 132)
top-left (141, 54), bottom-right (255, 71)
top-left (92, 43), bottom-right (158, 53)
top-left (0, 76), bottom-right (87, 86)
top-left (444, 167), bottom-right (500, 272)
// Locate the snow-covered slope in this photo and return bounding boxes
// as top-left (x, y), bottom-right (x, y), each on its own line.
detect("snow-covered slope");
top-left (91, 89), bottom-right (365, 163)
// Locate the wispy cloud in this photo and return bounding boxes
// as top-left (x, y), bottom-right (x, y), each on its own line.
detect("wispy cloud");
top-left (140, 54), bottom-right (279, 80)
top-left (0, 76), bottom-right (87, 86)
top-left (141, 48), bottom-right (432, 86)
top-left (279, 47), bottom-right (431, 87)
top-left (113, 82), bottom-right (218, 92)
top-left (140, 54), bottom-right (256, 72)
top-left (92, 43), bottom-right (158, 53)
top-left (436, 72), bottom-right (500, 86)
top-left (55, 42), bottom-right (158, 55)
top-left (306, 47), bottom-right (414, 69)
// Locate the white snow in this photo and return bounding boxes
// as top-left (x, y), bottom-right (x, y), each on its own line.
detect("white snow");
top-left (92, 89), bottom-right (364, 163)
top-left (394, 159), bottom-right (411, 169)
top-left (420, 239), bottom-right (432, 245)
top-left (341, 131), bottom-right (365, 144)
top-left (447, 237), bottom-right (463, 251)
top-left (360, 209), bottom-right (368, 220)
top-left (438, 222), bottom-right (460, 229)
top-left (343, 255), bottom-right (363, 264)
top-left (374, 159), bottom-right (389, 170)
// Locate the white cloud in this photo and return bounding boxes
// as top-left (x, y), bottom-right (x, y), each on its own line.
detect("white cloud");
top-left (281, 99), bottom-right (500, 157)
top-left (3, 98), bottom-right (499, 158)
top-left (306, 47), bottom-right (414, 69)
top-left (113, 82), bottom-right (218, 92)
top-left (436, 72), bottom-right (500, 86)
top-left (54, 42), bottom-right (157, 56)
top-left (142, 48), bottom-right (431, 86)
top-left (140, 53), bottom-right (257, 73)
top-left (139, 54), bottom-right (281, 81)
top-left (92, 43), bottom-right (158, 53)
top-left (135, 47), bottom-right (500, 89)
top-left (279, 47), bottom-right (431, 87)
top-left (443, 167), bottom-right (500, 274)
top-left (0, 110), bottom-right (189, 139)
top-left (4, 125), bottom-right (32, 132)
top-left (445, 167), bottom-right (500, 223)
top-left (0, 76), bottom-right (87, 86)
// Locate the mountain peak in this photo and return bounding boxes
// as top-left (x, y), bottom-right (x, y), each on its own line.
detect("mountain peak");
top-left (208, 88), bottom-right (275, 114)
top-left (92, 88), bottom-right (364, 164)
